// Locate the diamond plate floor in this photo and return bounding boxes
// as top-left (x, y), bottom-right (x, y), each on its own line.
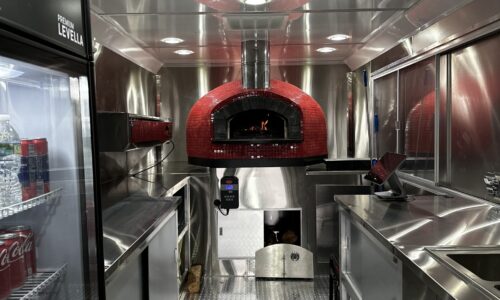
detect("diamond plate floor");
top-left (182, 276), bottom-right (329, 300)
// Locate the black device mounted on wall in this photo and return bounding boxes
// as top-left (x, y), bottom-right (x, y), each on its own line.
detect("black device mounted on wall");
top-left (214, 176), bottom-right (239, 215)
top-left (220, 176), bottom-right (239, 209)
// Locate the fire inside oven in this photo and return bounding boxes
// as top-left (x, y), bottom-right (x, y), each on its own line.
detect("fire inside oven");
top-left (228, 109), bottom-right (286, 141)
top-left (212, 95), bottom-right (303, 144)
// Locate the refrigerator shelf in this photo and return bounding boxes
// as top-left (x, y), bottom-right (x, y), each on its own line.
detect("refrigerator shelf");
top-left (8, 264), bottom-right (66, 300)
top-left (0, 188), bottom-right (63, 220)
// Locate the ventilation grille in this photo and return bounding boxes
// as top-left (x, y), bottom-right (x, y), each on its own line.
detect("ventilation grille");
top-left (223, 13), bottom-right (288, 30)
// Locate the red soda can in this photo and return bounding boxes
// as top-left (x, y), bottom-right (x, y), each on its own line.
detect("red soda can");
top-left (0, 241), bottom-right (11, 300)
top-left (33, 138), bottom-right (49, 195)
top-left (20, 139), bottom-right (36, 157)
top-left (20, 139), bottom-right (36, 201)
top-left (0, 233), bottom-right (26, 289)
top-left (7, 226), bottom-right (35, 275)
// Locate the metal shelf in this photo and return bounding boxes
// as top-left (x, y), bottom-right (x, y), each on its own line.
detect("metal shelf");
top-left (8, 265), bottom-right (66, 300)
top-left (0, 188), bottom-right (62, 220)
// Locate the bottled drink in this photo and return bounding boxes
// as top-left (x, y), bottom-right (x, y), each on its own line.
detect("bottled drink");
top-left (0, 115), bottom-right (21, 207)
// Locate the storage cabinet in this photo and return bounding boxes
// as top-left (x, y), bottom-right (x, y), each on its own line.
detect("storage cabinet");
top-left (149, 212), bottom-right (179, 300)
top-left (339, 208), bottom-right (402, 300)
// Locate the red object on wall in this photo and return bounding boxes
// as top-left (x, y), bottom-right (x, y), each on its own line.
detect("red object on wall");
top-left (130, 119), bottom-right (172, 145)
top-left (186, 80), bottom-right (327, 167)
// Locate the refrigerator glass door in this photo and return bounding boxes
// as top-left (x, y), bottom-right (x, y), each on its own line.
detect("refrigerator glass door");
top-left (0, 50), bottom-right (96, 299)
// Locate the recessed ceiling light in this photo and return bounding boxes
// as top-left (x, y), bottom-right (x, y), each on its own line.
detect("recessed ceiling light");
top-left (161, 37), bottom-right (184, 44)
top-left (327, 34), bottom-right (351, 41)
top-left (174, 49), bottom-right (194, 55)
top-left (316, 47), bottom-right (336, 53)
top-left (239, 0), bottom-right (271, 5)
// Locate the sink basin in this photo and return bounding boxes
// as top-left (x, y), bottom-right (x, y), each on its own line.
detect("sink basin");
top-left (426, 247), bottom-right (500, 299)
top-left (448, 253), bottom-right (500, 281)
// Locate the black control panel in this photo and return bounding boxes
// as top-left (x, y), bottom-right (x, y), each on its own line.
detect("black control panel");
top-left (220, 176), bottom-right (239, 209)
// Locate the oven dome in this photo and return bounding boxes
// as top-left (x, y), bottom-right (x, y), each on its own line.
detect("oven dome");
top-left (186, 79), bottom-right (327, 167)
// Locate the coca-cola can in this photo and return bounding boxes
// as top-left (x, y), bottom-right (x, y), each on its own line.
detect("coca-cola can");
top-left (0, 241), bottom-right (11, 300)
top-left (7, 226), bottom-right (35, 275)
top-left (0, 233), bottom-right (26, 289)
top-left (33, 138), bottom-right (49, 195)
top-left (20, 139), bottom-right (36, 157)
top-left (20, 139), bottom-right (36, 201)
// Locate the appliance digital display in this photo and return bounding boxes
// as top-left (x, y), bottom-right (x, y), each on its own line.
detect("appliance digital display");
top-left (224, 184), bottom-right (234, 190)
top-left (364, 152), bottom-right (406, 185)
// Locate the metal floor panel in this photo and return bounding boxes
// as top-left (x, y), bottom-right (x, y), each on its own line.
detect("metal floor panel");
top-left (182, 276), bottom-right (329, 300)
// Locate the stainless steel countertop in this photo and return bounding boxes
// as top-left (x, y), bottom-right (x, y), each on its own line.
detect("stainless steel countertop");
top-left (102, 163), bottom-right (209, 281)
top-left (335, 194), bottom-right (500, 300)
top-left (102, 188), bottom-right (180, 279)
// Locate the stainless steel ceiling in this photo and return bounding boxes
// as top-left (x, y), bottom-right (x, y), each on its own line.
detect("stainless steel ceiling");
top-left (89, 0), bottom-right (474, 68)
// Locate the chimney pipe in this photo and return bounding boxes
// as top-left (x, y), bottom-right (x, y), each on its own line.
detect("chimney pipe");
top-left (241, 35), bottom-right (270, 89)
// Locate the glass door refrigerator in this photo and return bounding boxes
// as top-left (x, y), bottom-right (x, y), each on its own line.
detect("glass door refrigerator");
top-left (0, 0), bottom-right (102, 299)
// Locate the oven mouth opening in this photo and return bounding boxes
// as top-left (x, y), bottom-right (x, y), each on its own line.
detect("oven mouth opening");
top-left (212, 95), bottom-right (303, 144)
top-left (223, 109), bottom-right (292, 143)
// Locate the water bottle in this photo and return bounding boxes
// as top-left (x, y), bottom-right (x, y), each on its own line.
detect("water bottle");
top-left (0, 114), bottom-right (21, 207)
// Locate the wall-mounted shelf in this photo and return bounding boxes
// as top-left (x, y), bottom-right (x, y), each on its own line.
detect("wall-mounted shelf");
top-left (0, 188), bottom-right (63, 220)
top-left (8, 265), bottom-right (66, 300)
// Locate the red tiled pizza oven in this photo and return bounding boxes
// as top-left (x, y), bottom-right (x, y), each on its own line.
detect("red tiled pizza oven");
top-left (186, 79), bottom-right (328, 167)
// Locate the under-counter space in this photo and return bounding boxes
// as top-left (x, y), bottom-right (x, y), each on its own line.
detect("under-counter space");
top-left (335, 194), bottom-right (500, 300)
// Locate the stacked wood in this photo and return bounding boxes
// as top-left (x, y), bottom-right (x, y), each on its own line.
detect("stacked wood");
top-left (186, 264), bottom-right (202, 293)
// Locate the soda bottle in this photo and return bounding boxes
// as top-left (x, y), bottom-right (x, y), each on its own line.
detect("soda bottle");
top-left (0, 114), bottom-right (21, 207)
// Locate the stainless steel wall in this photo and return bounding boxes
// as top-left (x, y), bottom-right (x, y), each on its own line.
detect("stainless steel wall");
top-left (399, 57), bottom-right (436, 181)
top-left (94, 46), bottom-right (158, 184)
top-left (159, 64), bottom-right (351, 161)
top-left (95, 46), bottom-right (156, 115)
top-left (372, 58), bottom-right (437, 179)
top-left (374, 72), bottom-right (398, 157)
top-left (368, 26), bottom-right (500, 203)
top-left (448, 34), bottom-right (500, 199)
top-left (351, 67), bottom-right (371, 158)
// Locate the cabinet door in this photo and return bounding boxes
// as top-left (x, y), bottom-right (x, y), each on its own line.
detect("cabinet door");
top-left (340, 210), bottom-right (402, 300)
top-left (0, 38), bottom-right (98, 299)
top-left (218, 209), bottom-right (264, 259)
top-left (149, 212), bottom-right (178, 300)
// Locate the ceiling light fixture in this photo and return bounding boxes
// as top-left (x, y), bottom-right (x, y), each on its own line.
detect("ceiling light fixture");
top-left (316, 47), bottom-right (336, 53)
top-left (239, 0), bottom-right (271, 6)
top-left (161, 37), bottom-right (184, 44)
top-left (327, 34), bottom-right (351, 41)
top-left (174, 49), bottom-right (194, 55)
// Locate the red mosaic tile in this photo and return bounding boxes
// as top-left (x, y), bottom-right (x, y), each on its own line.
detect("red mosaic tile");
top-left (186, 80), bottom-right (327, 164)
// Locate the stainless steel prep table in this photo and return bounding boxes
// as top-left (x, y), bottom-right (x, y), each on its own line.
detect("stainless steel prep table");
top-left (101, 162), bottom-right (209, 281)
top-left (335, 194), bottom-right (500, 300)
